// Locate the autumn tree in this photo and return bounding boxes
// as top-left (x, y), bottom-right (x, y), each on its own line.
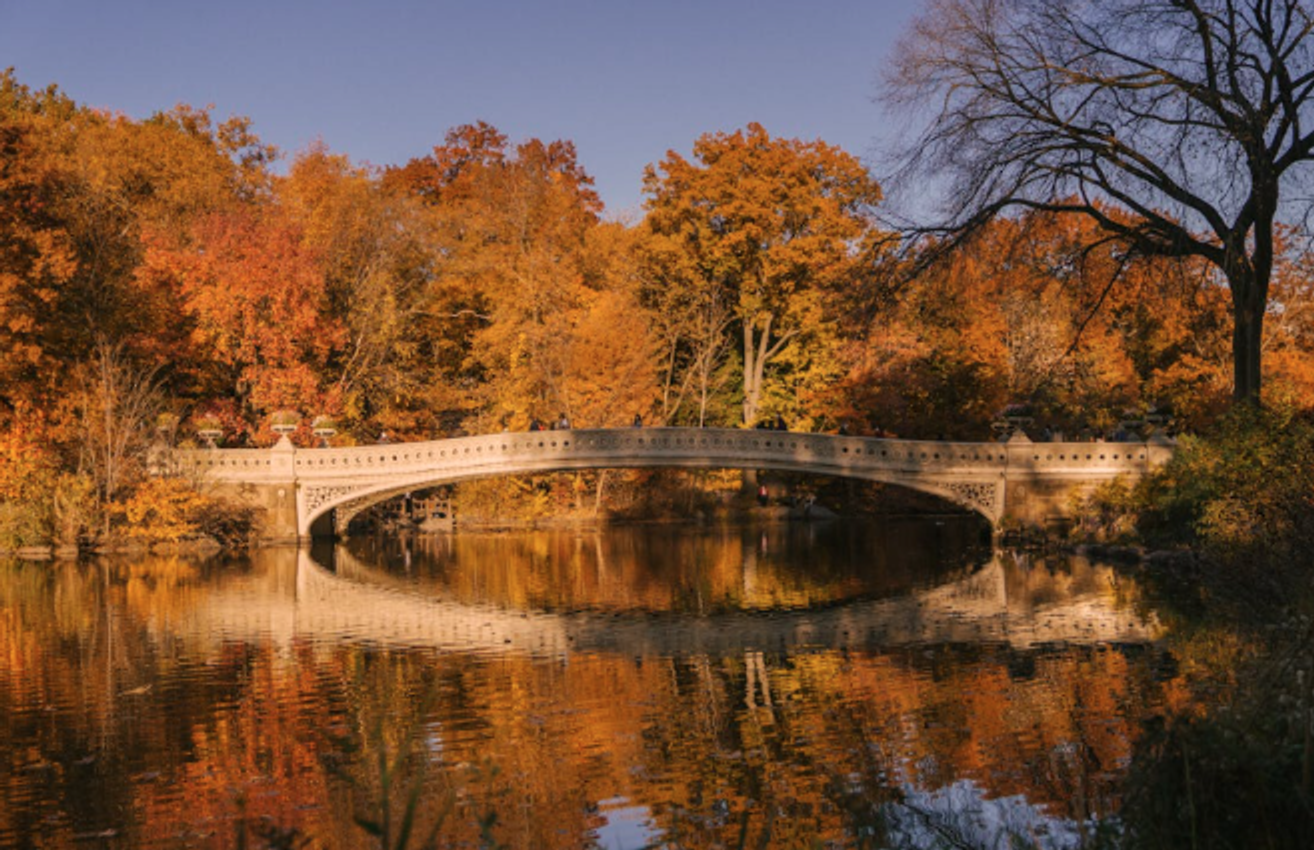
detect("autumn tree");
top-left (0, 71), bottom-right (276, 424)
top-left (52, 101), bottom-right (272, 369)
top-left (138, 206), bottom-right (345, 439)
top-left (883, 0), bottom-right (1314, 405)
top-left (642, 123), bottom-right (883, 428)
top-left (0, 73), bottom-right (78, 420)
top-left (279, 144), bottom-right (435, 434)
top-left (825, 209), bottom-right (1233, 438)
top-left (387, 123), bottom-right (657, 432)
top-left (69, 340), bottom-right (161, 531)
top-left (639, 226), bottom-right (740, 426)
top-left (560, 223), bottom-right (660, 427)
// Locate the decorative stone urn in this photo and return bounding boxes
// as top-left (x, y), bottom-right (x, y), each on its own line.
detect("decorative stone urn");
top-left (270, 411), bottom-right (301, 447)
top-left (312, 416), bottom-right (337, 448)
top-left (194, 416), bottom-right (223, 449)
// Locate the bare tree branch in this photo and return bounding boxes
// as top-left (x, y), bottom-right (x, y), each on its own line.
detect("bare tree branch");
top-left (883, 0), bottom-right (1314, 402)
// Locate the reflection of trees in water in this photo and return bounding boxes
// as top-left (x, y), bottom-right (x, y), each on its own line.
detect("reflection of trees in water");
top-left (0, 537), bottom-right (1171, 849)
top-left (339, 518), bottom-right (992, 615)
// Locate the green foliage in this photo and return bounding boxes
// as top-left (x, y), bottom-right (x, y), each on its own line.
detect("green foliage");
top-left (1138, 404), bottom-right (1314, 555)
top-left (0, 501), bottom-right (47, 550)
top-left (1094, 404), bottom-right (1314, 849)
top-left (1070, 477), bottom-right (1141, 543)
top-left (0, 472), bottom-right (97, 551)
top-left (1072, 403), bottom-right (1314, 561)
top-left (0, 421), bottom-right (96, 548)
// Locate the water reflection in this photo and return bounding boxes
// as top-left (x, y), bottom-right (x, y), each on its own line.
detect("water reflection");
top-left (0, 520), bottom-right (1174, 849)
top-left (329, 517), bottom-right (992, 615)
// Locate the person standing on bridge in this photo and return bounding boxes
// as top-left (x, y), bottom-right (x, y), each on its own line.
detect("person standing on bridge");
top-left (557, 413), bottom-right (570, 430)
top-left (632, 413), bottom-right (643, 427)
top-left (774, 413), bottom-right (787, 431)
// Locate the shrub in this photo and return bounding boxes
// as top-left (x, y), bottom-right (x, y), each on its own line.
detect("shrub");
top-left (1144, 404), bottom-right (1314, 552)
top-left (112, 477), bottom-right (254, 546)
top-left (1070, 476), bottom-right (1141, 543)
top-left (0, 426), bottom-right (59, 549)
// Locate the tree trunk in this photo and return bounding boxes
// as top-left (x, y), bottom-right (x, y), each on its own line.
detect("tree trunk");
top-left (742, 321), bottom-right (760, 426)
top-left (742, 312), bottom-right (776, 426)
top-left (741, 467), bottom-right (759, 496)
top-left (1229, 269), bottom-right (1267, 405)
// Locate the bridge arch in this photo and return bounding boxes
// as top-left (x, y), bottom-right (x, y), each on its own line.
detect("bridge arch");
top-left (294, 429), bottom-right (1011, 535)
top-left (306, 458), bottom-right (1000, 536)
top-left (176, 427), bottom-right (1174, 540)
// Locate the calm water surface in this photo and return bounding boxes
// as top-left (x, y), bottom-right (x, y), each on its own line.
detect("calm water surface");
top-left (0, 519), bottom-right (1178, 848)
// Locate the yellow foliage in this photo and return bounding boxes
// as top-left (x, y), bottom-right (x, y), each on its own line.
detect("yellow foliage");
top-left (113, 477), bottom-right (213, 542)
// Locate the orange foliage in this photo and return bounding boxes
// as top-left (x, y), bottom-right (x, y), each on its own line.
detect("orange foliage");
top-left (829, 208), bottom-right (1235, 438)
top-left (643, 123), bottom-right (885, 427)
top-left (140, 209), bottom-right (345, 431)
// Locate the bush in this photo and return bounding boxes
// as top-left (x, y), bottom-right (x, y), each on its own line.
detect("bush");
top-left (1110, 405), bottom-right (1314, 847)
top-left (1139, 404), bottom-right (1314, 555)
top-left (0, 426), bottom-right (63, 549)
top-left (1071, 476), bottom-right (1141, 543)
top-left (1075, 404), bottom-right (1314, 567)
top-left (112, 477), bottom-right (255, 547)
top-left (0, 501), bottom-right (48, 550)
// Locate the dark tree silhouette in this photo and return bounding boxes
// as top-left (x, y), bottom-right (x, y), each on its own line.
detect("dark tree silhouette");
top-left (883, 0), bottom-right (1314, 403)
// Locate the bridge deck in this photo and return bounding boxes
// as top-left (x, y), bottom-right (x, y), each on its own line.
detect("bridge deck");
top-left (174, 427), bottom-right (1173, 535)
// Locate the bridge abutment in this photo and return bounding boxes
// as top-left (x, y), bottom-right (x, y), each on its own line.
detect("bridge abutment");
top-left (193, 438), bottom-right (301, 543)
top-left (998, 433), bottom-right (1175, 529)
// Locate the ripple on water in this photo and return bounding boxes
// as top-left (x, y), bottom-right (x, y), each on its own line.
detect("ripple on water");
top-left (0, 531), bottom-right (1179, 849)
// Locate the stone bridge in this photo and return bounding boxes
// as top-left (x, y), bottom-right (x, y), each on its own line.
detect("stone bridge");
top-left (174, 428), bottom-right (1174, 540)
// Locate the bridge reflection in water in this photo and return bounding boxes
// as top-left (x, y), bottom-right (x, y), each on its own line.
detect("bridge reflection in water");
top-left (182, 544), bottom-right (1160, 658)
top-left (0, 524), bottom-right (1178, 849)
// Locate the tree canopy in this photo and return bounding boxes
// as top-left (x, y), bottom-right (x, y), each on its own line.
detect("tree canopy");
top-left (642, 123), bottom-right (885, 428)
top-left (6, 64), bottom-right (1314, 544)
top-left (883, 0), bottom-right (1314, 404)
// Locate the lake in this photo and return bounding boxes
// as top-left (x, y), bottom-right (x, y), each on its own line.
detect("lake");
top-left (0, 518), bottom-right (1177, 848)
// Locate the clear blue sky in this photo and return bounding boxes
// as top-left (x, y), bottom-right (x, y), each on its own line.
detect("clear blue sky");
top-left (0, 0), bottom-right (921, 217)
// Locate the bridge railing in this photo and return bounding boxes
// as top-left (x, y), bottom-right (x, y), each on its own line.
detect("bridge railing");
top-left (176, 427), bottom-right (1170, 484)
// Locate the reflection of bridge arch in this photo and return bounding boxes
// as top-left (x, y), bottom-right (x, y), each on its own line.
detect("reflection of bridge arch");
top-left (177, 428), bottom-right (1174, 538)
top-left (186, 548), bottom-right (1161, 657)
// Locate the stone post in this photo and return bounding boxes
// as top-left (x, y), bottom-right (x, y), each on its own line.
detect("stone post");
top-left (261, 436), bottom-right (300, 543)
